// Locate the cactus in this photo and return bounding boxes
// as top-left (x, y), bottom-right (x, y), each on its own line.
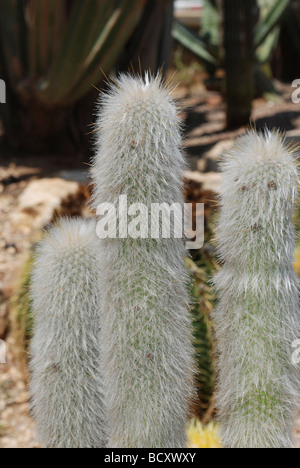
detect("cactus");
top-left (224, 0), bottom-right (258, 127)
top-left (187, 257), bottom-right (216, 418)
top-left (30, 218), bottom-right (106, 448)
top-left (92, 73), bottom-right (195, 448)
top-left (0, 0), bottom-right (147, 149)
top-left (213, 130), bottom-right (300, 448)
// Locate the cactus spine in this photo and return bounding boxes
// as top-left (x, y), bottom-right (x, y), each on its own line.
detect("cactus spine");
top-left (214, 130), bottom-right (300, 448)
top-left (30, 218), bottom-right (106, 448)
top-left (92, 74), bottom-right (195, 448)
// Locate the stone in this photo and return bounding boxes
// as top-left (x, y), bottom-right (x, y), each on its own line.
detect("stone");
top-left (54, 170), bottom-right (90, 185)
top-left (202, 139), bottom-right (234, 172)
top-left (14, 178), bottom-right (80, 230)
top-left (184, 170), bottom-right (222, 193)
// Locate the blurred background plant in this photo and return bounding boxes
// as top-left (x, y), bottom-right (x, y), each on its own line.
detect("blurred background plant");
top-left (10, 254), bottom-right (33, 365)
top-left (1, 0), bottom-right (299, 149)
top-left (173, 0), bottom-right (300, 126)
top-left (0, 0), bottom-right (173, 151)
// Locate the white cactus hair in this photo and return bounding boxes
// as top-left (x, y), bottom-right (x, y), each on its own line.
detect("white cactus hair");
top-left (92, 73), bottom-right (195, 448)
top-left (30, 218), bottom-right (107, 448)
top-left (214, 129), bottom-right (300, 448)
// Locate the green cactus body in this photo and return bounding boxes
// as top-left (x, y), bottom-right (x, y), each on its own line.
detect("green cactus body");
top-left (187, 257), bottom-right (216, 417)
top-left (213, 130), bottom-right (300, 448)
top-left (92, 74), bottom-right (195, 448)
top-left (30, 218), bottom-right (106, 448)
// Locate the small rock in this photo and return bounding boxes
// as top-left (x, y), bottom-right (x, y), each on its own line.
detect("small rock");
top-left (203, 139), bottom-right (234, 172)
top-left (4, 243), bottom-right (18, 254)
top-left (14, 178), bottom-right (80, 230)
top-left (19, 178), bottom-right (79, 211)
top-left (55, 170), bottom-right (90, 185)
top-left (184, 171), bottom-right (222, 193)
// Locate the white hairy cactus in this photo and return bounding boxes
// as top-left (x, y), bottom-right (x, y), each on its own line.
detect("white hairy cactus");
top-left (92, 74), bottom-right (195, 448)
top-left (30, 218), bottom-right (106, 448)
top-left (214, 130), bottom-right (300, 448)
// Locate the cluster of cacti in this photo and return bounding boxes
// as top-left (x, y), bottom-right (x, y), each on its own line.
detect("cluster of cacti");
top-left (30, 73), bottom-right (300, 449)
top-left (213, 130), bottom-right (300, 448)
top-left (30, 74), bottom-right (195, 448)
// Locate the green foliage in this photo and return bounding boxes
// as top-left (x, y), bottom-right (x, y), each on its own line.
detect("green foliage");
top-left (185, 203), bottom-right (219, 419)
top-left (254, 0), bottom-right (290, 48)
top-left (201, 0), bottom-right (220, 51)
top-left (172, 0), bottom-right (220, 79)
top-left (172, 0), bottom-right (291, 93)
top-left (172, 20), bottom-right (218, 69)
top-left (11, 254), bottom-right (33, 360)
top-left (0, 0), bottom-right (146, 107)
top-left (187, 257), bottom-right (216, 418)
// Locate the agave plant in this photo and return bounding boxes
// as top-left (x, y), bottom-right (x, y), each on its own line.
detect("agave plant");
top-left (0, 0), bottom-right (147, 150)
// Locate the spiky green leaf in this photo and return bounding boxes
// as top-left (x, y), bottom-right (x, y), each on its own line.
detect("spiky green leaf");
top-left (254, 0), bottom-right (290, 49)
top-left (172, 19), bottom-right (219, 66)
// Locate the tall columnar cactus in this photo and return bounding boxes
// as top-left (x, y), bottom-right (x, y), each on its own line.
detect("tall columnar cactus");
top-left (92, 74), bottom-right (195, 448)
top-left (214, 130), bottom-right (300, 448)
top-left (30, 218), bottom-right (106, 448)
top-left (224, 0), bottom-right (258, 127)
